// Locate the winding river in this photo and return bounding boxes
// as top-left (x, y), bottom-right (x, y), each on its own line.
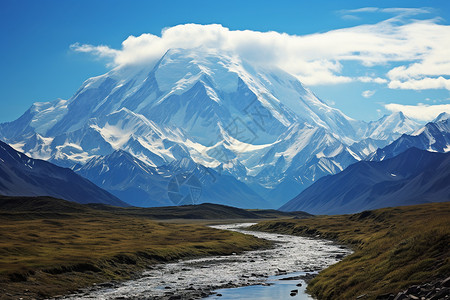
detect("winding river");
top-left (60, 223), bottom-right (350, 300)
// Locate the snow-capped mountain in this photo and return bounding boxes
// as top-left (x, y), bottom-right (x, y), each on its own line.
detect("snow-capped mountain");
top-left (362, 111), bottom-right (420, 141)
top-left (0, 48), bottom-right (423, 208)
top-left (433, 112), bottom-right (450, 123)
top-left (344, 111), bottom-right (421, 162)
top-left (75, 149), bottom-right (268, 208)
top-left (368, 117), bottom-right (450, 162)
top-left (281, 148), bottom-right (450, 214)
top-left (75, 150), bottom-right (170, 207)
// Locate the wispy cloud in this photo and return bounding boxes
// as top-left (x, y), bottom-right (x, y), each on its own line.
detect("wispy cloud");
top-left (358, 77), bottom-right (387, 84)
top-left (362, 90), bottom-right (376, 98)
top-left (384, 103), bottom-right (450, 121)
top-left (339, 7), bottom-right (431, 18)
top-left (70, 43), bottom-right (118, 59)
top-left (341, 14), bottom-right (361, 21)
top-left (71, 10), bottom-right (450, 90)
top-left (344, 7), bottom-right (380, 14)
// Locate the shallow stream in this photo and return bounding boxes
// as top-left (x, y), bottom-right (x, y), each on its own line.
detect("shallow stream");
top-left (60, 223), bottom-right (350, 299)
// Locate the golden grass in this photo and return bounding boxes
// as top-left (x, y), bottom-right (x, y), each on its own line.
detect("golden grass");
top-left (0, 213), bottom-right (270, 299)
top-left (250, 202), bottom-right (450, 300)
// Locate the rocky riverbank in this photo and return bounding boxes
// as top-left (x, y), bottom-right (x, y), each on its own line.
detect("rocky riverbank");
top-left (374, 277), bottom-right (450, 300)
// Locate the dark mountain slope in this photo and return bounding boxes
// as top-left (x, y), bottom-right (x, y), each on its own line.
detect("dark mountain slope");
top-left (280, 148), bottom-right (450, 214)
top-left (368, 118), bottom-right (450, 161)
top-left (0, 140), bottom-right (128, 206)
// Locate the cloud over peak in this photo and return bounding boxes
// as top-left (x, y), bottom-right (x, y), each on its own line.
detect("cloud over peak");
top-left (72, 14), bottom-right (450, 90)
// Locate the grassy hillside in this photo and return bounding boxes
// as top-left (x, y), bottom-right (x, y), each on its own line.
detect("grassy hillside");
top-left (0, 196), bottom-right (273, 299)
top-left (251, 202), bottom-right (450, 300)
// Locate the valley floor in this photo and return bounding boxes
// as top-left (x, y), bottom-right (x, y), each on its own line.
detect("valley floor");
top-left (2, 197), bottom-right (448, 300)
top-left (61, 224), bottom-right (349, 299)
top-left (0, 198), bottom-right (273, 299)
top-left (250, 202), bottom-right (450, 300)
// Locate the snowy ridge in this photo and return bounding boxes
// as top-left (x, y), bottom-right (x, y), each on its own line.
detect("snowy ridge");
top-left (363, 112), bottom-right (420, 141)
top-left (368, 118), bottom-right (450, 162)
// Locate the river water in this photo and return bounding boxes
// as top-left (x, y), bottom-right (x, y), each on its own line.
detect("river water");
top-left (60, 223), bottom-right (350, 300)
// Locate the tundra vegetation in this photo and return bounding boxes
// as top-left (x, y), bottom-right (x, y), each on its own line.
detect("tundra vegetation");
top-left (251, 202), bottom-right (450, 300)
top-left (0, 196), bottom-right (273, 299)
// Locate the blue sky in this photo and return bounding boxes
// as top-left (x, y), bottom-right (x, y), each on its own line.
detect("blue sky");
top-left (1, 0), bottom-right (449, 123)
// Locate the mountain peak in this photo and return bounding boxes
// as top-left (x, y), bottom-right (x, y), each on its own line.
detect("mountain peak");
top-left (433, 112), bottom-right (450, 123)
top-left (364, 111), bottom-right (420, 141)
top-left (0, 47), bottom-right (407, 208)
top-left (396, 111), bottom-right (406, 120)
top-left (387, 111), bottom-right (407, 121)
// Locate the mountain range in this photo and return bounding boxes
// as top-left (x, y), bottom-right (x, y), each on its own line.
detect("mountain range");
top-left (368, 114), bottom-right (450, 162)
top-left (0, 48), bottom-right (427, 208)
top-left (281, 148), bottom-right (450, 214)
top-left (75, 150), bottom-right (268, 208)
top-left (282, 114), bottom-right (450, 214)
top-left (0, 140), bottom-right (127, 206)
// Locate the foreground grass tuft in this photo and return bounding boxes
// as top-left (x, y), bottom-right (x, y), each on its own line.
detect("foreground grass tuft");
top-left (250, 202), bottom-right (450, 300)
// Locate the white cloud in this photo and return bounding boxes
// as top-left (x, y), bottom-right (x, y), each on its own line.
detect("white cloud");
top-left (362, 90), bottom-right (376, 98)
top-left (384, 103), bottom-right (450, 121)
top-left (70, 43), bottom-right (119, 59)
top-left (357, 76), bottom-right (388, 84)
top-left (71, 12), bottom-right (450, 90)
top-left (389, 77), bottom-right (450, 90)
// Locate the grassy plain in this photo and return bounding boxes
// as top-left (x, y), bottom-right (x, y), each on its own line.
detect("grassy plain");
top-left (0, 196), bottom-right (273, 299)
top-left (251, 202), bottom-right (450, 300)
